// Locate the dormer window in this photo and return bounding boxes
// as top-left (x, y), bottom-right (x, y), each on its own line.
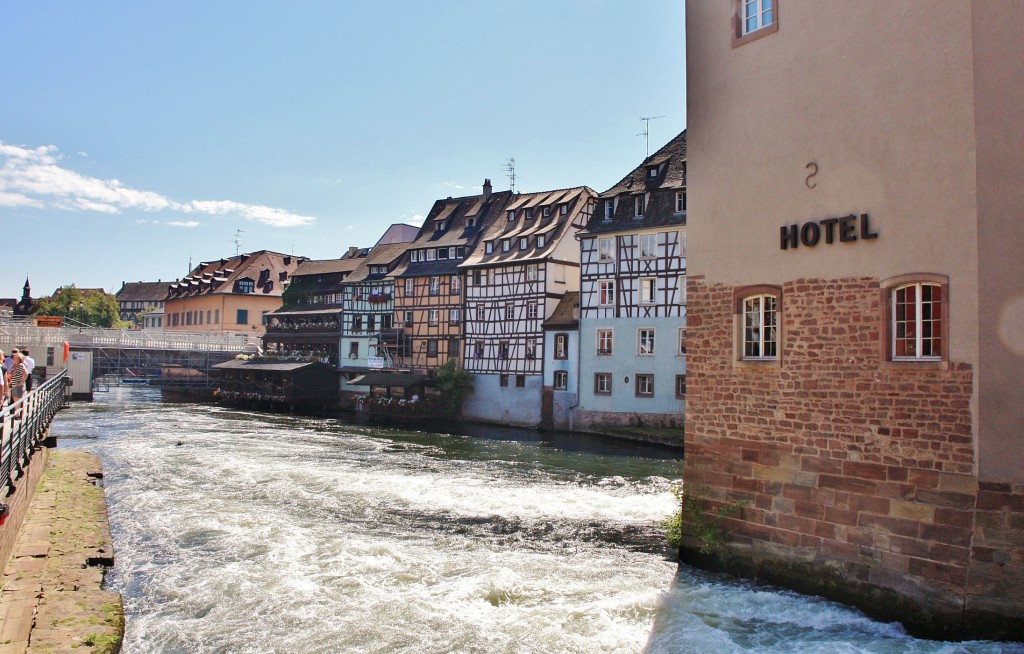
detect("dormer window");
top-left (525, 208), bottom-right (534, 220)
top-left (427, 249), bottom-right (436, 261)
top-left (537, 235), bottom-right (546, 248)
top-left (437, 248), bottom-right (448, 260)
top-left (467, 216), bottom-right (476, 228)
top-left (485, 241), bottom-right (494, 254)
top-left (435, 220), bottom-right (447, 232)
top-left (236, 279), bottom-right (255, 294)
top-left (604, 200), bottom-right (614, 220)
top-left (634, 195), bottom-right (645, 217)
top-left (648, 166), bottom-right (659, 179)
top-left (543, 207), bottom-right (551, 217)
top-left (560, 204), bottom-right (568, 215)
top-left (507, 210), bottom-right (516, 222)
top-left (519, 237), bottom-right (528, 250)
top-left (502, 239), bottom-right (511, 252)
top-left (675, 191), bottom-right (687, 213)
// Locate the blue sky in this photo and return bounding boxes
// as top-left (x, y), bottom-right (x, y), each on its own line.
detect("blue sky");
top-left (0, 1), bottom-right (685, 300)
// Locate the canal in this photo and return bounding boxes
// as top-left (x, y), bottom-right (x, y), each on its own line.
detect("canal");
top-left (54, 388), bottom-right (1021, 653)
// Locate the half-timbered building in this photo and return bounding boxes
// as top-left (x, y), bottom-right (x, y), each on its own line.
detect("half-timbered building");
top-left (460, 185), bottom-right (596, 426)
top-left (392, 179), bottom-right (512, 373)
top-left (262, 255), bottom-right (363, 367)
top-left (577, 131), bottom-right (687, 435)
top-left (339, 241), bottom-right (415, 398)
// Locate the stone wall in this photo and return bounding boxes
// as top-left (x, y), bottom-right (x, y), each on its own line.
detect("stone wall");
top-left (683, 275), bottom-right (1024, 640)
top-left (0, 444), bottom-right (49, 578)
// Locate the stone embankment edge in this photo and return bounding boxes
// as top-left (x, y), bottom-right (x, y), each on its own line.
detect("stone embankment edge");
top-left (0, 448), bottom-right (124, 653)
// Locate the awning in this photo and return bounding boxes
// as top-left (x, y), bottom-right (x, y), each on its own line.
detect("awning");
top-left (347, 372), bottom-right (430, 388)
top-left (213, 360), bottom-right (322, 372)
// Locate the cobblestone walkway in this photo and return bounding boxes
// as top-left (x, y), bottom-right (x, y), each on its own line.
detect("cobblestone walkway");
top-left (0, 451), bottom-right (123, 653)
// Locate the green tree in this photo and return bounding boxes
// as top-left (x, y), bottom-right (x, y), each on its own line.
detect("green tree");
top-left (33, 285), bottom-right (126, 328)
top-left (434, 359), bottom-right (473, 417)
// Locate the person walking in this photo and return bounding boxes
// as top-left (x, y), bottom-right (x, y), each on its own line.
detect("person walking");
top-left (21, 348), bottom-right (34, 392)
top-left (0, 350), bottom-right (6, 407)
top-left (9, 352), bottom-right (27, 418)
top-left (3, 348), bottom-right (15, 374)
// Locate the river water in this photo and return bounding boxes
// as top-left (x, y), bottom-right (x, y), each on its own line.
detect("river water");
top-left (53, 388), bottom-right (1021, 654)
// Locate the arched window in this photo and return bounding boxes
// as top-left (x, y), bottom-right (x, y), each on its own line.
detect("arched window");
top-left (883, 274), bottom-right (948, 362)
top-left (734, 286), bottom-right (782, 362)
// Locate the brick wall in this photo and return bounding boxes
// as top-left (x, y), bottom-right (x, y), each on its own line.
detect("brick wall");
top-left (683, 275), bottom-right (1024, 640)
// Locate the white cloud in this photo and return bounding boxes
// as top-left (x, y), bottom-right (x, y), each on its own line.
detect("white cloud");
top-left (167, 220), bottom-right (201, 228)
top-left (409, 214), bottom-right (426, 226)
top-left (0, 141), bottom-right (316, 228)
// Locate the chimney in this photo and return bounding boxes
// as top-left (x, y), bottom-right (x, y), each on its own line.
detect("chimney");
top-left (346, 246), bottom-right (359, 258)
top-left (482, 178), bottom-right (492, 203)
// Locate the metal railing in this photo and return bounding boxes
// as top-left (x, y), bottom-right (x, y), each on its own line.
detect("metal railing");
top-left (0, 369), bottom-right (68, 495)
top-left (0, 322), bottom-right (259, 353)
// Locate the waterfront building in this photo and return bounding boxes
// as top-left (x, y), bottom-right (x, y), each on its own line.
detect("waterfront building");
top-left (339, 241), bottom-right (416, 398)
top-left (165, 251), bottom-right (305, 335)
top-left (262, 255), bottom-right (363, 366)
top-left (115, 280), bottom-right (166, 327)
top-left (460, 186), bottom-right (595, 427)
top-left (541, 291), bottom-right (579, 431)
top-left (392, 180), bottom-right (512, 373)
top-left (576, 131), bottom-right (687, 436)
top-left (684, 1), bottom-right (1024, 639)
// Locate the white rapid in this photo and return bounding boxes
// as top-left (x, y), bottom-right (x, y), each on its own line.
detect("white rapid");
top-left (53, 388), bottom-right (1022, 654)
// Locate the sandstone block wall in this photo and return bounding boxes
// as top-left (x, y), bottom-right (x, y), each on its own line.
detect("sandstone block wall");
top-left (683, 275), bottom-right (1024, 640)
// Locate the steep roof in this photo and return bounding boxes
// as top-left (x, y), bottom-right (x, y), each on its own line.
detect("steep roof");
top-left (166, 250), bottom-right (305, 299)
top-left (583, 130), bottom-right (687, 235)
top-left (115, 281), bottom-right (168, 303)
top-left (293, 257), bottom-right (364, 277)
top-left (460, 186), bottom-right (596, 268)
top-left (346, 241), bottom-right (417, 282)
top-left (543, 292), bottom-right (580, 329)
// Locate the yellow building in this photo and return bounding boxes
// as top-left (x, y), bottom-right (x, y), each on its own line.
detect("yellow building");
top-left (164, 251), bottom-right (305, 335)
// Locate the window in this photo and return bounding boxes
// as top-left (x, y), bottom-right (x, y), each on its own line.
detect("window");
top-left (427, 340), bottom-right (438, 357)
top-left (436, 220), bottom-right (447, 232)
top-left (555, 333), bottom-right (568, 359)
top-left (743, 294), bottom-right (778, 359)
top-left (428, 310), bottom-right (439, 326)
top-left (349, 341), bottom-right (359, 359)
top-left (367, 315), bottom-right (376, 332)
top-left (560, 204), bottom-right (568, 215)
top-left (526, 340), bottom-right (537, 359)
top-left (594, 373), bottom-right (612, 395)
top-left (597, 329), bottom-right (613, 355)
top-left (638, 328), bottom-right (655, 356)
top-left (634, 195), bottom-right (645, 217)
top-left (206, 310), bottom-right (211, 324)
top-left (474, 341), bottom-right (484, 358)
top-left (554, 371), bottom-right (568, 391)
top-left (499, 341), bottom-right (510, 359)
top-left (543, 206), bottom-right (551, 217)
top-left (742, 0), bottom-right (774, 34)
top-left (604, 200), bottom-right (614, 220)
top-left (648, 167), bottom-right (658, 179)
top-left (525, 208), bottom-right (534, 220)
top-left (429, 277), bottom-right (440, 295)
top-left (404, 311), bottom-right (413, 327)
top-left (675, 191), bottom-right (687, 213)
top-left (450, 275), bottom-right (461, 295)
top-left (537, 235), bottom-right (546, 248)
top-left (448, 337), bottom-right (459, 356)
top-left (640, 278), bottom-right (656, 304)
top-left (473, 270), bottom-right (483, 286)
top-left (437, 248), bottom-right (448, 260)
top-left (237, 279), bottom-right (254, 294)
top-left (353, 315), bottom-right (363, 332)
top-left (516, 374), bottom-right (526, 388)
top-left (520, 237), bottom-right (528, 250)
top-left (507, 210), bottom-right (516, 222)
top-left (598, 237), bottom-right (615, 262)
top-left (405, 278), bottom-right (415, 295)
top-left (502, 239), bottom-right (511, 252)
top-left (449, 308), bottom-right (460, 324)
top-left (891, 282), bottom-right (944, 360)
top-left (426, 249), bottom-right (436, 261)
top-left (236, 309), bottom-right (248, 325)
top-left (500, 374), bottom-right (509, 387)
top-left (675, 374), bottom-right (687, 398)
top-left (636, 374), bottom-right (654, 397)
top-left (485, 241), bottom-right (494, 254)
top-left (382, 314), bottom-right (393, 329)
top-left (505, 304), bottom-right (515, 321)
top-left (526, 264), bottom-right (538, 281)
top-left (528, 302), bottom-right (540, 319)
top-left (640, 234), bottom-right (657, 258)
top-left (678, 327), bottom-right (687, 356)
top-left (215, 309), bottom-right (219, 324)
top-left (678, 276), bottom-right (687, 305)
top-left (598, 280), bottom-right (615, 306)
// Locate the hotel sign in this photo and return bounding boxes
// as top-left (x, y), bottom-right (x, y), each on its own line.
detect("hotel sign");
top-left (781, 213), bottom-right (878, 250)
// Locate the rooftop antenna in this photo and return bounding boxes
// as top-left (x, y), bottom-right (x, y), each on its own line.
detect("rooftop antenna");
top-left (638, 115), bottom-right (666, 157)
top-left (503, 157), bottom-right (517, 194)
top-left (233, 229), bottom-right (245, 255)
top-left (187, 252), bottom-right (193, 273)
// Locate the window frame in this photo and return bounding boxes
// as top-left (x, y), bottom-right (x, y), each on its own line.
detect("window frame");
top-left (598, 237), bottom-right (615, 263)
top-left (734, 286), bottom-right (782, 363)
top-left (882, 274), bottom-right (949, 367)
top-left (733, 0), bottom-right (779, 47)
top-left (639, 278), bottom-right (656, 305)
top-left (596, 328), bottom-right (613, 355)
top-left (675, 374), bottom-right (686, 399)
top-left (554, 333), bottom-right (569, 359)
top-left (594, 372), bottom-right (612, 395)
top-left (639, 234), bottom-right (658, 259)
top-left (598, 280), bottom-right (616, 307)
top-left (553, 370), bottom-right (568, 391)
top-left (638, 328), bottom-right (655, 356)
top-left (677, 327), bottom-right (687, 356)
top-left (675, 191), bottom-right (687, 214)
top-left (635, 374), bottom-right (654, 398)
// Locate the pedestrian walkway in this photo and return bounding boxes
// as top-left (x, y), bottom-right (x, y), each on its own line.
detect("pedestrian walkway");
top-left (0, 451), bottom-right (122, 653)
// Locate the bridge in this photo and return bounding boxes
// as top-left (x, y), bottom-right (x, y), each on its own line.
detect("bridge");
top-left (0, 321), bottom-right (260, 396)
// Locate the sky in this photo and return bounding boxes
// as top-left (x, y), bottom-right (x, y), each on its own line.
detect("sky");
top-left (0, 1), bottom-right (686, 300)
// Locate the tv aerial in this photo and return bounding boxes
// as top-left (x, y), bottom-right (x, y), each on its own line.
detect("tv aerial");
top-left (638, 115), bottom-right (666, 157)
